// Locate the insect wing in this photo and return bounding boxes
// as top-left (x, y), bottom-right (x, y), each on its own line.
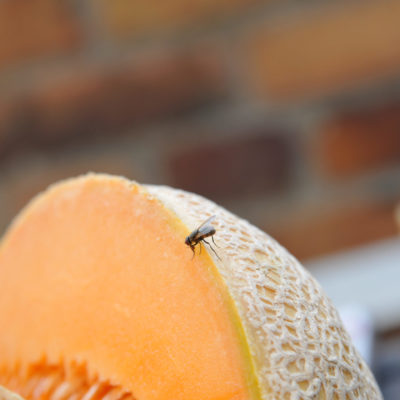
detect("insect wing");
top-left (197, 215), bottom-right (216, 237)
top-left (197, 215), bottom-right (216, 230)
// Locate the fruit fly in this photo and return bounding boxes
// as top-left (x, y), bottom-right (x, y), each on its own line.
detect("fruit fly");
top-left (185, 215), bottom-right (220, 260)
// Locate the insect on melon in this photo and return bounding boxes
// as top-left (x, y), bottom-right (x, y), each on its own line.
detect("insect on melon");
top-left (0, 174), bottom-right (382, 399)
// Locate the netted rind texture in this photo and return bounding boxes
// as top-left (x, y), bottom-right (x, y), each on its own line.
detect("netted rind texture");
top-left (146, 184), bottom-right (382, 400)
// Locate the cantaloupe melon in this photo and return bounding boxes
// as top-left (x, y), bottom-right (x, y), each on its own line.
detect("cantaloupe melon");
top-left (0, 174), bottom-right (382, 400)
top-left (0, 385), bottom-right (25, 400)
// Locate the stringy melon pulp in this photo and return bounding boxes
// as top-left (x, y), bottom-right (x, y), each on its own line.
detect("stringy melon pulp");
top-left (0, 175), bottom-right (258, 400)
top-left (0, 174), bottom-right (382, 400)
top-left (0, 385), bottom-right (25, 400)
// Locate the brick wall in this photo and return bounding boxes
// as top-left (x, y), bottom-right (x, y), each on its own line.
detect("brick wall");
top-left (1, 0), bottom-right (400, 261)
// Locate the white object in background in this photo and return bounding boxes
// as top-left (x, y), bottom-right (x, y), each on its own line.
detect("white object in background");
top-left (306, 237), bottom-right (400, 331)
top-left (339, 305), bottom-right (374, 365)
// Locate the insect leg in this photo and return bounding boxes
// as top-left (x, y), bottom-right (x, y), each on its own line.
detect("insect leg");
top-left (203, 239), bottom-right (221, 260)
top-left (199, 242), bottom-right (202, 255)
top-left (190, 245), bottom-right (195, 259)
top-left (211, 235), bottom-right (219, 248)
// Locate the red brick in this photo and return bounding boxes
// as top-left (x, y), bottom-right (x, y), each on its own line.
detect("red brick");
top-left (268, 201), bottom-right (398, 261)
top-left (97, 0), bottom-right (262, 38)
top-left (315, 102), bottom-right (400, 178)
top-left (0, 50), bottom-right (226, 161)
top-left (0, 0), bottom-right (81, 69)
top-left (244, 0), bottom-right (400, 100)
top-left (0, 152), bottom-right (136, 236)
top-left (169, 133), bottom-right (292, 200)
top-left (396, 203), bottom-right (400, 231)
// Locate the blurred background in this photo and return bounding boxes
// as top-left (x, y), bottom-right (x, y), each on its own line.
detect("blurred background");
top-left (1, 0), bottom-right (400, 396)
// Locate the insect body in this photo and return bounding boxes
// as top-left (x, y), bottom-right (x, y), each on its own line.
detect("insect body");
top-left (185, 215), bottom-right (220, 260)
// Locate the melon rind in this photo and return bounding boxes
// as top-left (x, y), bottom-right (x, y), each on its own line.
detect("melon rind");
top-left (0, 174), bottom-right (382, 400)
top-left (146, 183), bottom-right (382, 400)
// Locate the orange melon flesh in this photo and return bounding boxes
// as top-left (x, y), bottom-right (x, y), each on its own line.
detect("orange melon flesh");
top-left (0, 385), bottom-right (25, 400)
top-left (0, 176), bottom-right (257, 400)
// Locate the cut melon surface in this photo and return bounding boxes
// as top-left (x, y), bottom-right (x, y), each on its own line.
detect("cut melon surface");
top-left (0, 385), bottom-right (25, 400)
top-left (0, 174), bottom-right (382, 400)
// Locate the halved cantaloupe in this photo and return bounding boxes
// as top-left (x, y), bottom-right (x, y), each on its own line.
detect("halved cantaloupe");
top-left (0, 174), bottom-right (382, 400)
top-left (0, 385), bottom-right (25, 400)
